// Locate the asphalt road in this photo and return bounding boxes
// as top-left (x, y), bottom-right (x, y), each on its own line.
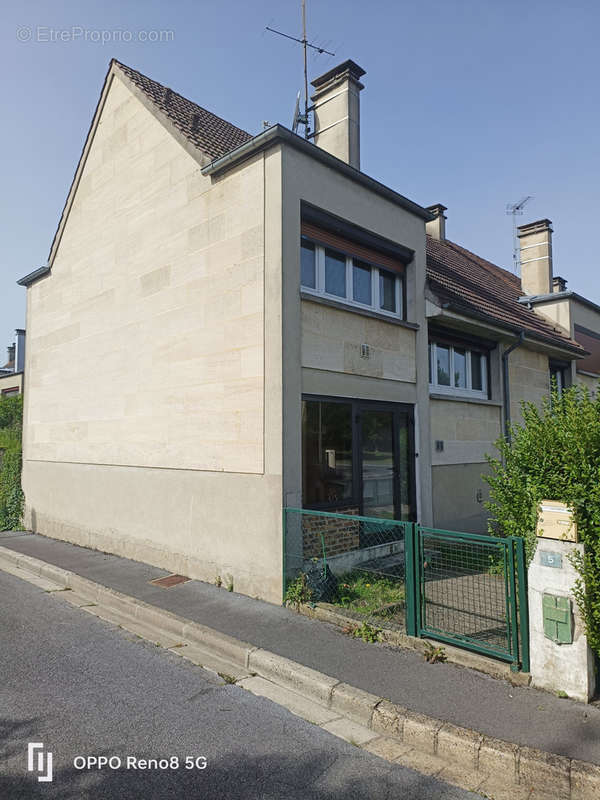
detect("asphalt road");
top-left (0, 570), bottom-right (477, 799)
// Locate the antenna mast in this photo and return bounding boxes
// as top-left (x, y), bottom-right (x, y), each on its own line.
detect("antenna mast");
top-left (506, 196), bottom-right (533, 275)
top-left (302, 0), bottom-right (308, 136)
top-left (266, 2), bottom-right (335, 138)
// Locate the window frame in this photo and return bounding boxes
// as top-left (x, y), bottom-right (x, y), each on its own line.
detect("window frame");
top-left (301, 394), bottom-right (416, 521)
top-left (428, 341), bottom-right (489, 400)
top-left (549, 360), bottom-right (569, 397)
top-left (301, 237), bottom-right (404, 320)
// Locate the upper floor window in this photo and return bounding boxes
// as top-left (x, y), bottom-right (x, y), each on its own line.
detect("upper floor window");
top-left (301, 236), bottom-right (404, 319)
top-left (429, 341), bottom-right (488, 399)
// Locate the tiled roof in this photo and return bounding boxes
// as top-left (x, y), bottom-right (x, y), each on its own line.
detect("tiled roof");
top-left (426, 236), bottom-right (584, 353)
top-left (113, 60), bottom-right (253, 160)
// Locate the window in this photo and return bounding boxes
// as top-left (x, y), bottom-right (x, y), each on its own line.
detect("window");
top-left (352, 260), bottom-right (372, 305)
top-left (302, 400), bottom-right (353, 506)
top-left (549, 362), bottom-right (568, 397)
top-left (429, 341), bottom-right (488, 399)
top-left (300, 238), bottom-right (404, 319)
top-left (324, 248), bottom-right (346, 297)
top-left (301, 238), bottom-right (316, 289)
top-left (302, 396), bottom-right (416, 520)
top-left (379, 269), bottom-right (396, 313)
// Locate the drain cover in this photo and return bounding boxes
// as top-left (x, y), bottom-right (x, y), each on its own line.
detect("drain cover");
top-left (149, 574), bottom-right (190, 589)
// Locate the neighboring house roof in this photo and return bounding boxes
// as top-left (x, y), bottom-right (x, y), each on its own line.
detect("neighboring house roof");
top-left (426, 235), bottom-right (585, 355)
top-left (113, 61), bottom-right (252, 160)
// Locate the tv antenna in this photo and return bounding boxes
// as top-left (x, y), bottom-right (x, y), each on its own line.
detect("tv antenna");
top-left (506, 196), bottom-right (533, 275)
top-left (266, 1), bottom-right (335, 138)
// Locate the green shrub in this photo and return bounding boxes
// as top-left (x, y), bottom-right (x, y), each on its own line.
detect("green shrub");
top-left (484, 383), bottom-right (600, 656)
top-left (0, 394), bottom-right (24, 531)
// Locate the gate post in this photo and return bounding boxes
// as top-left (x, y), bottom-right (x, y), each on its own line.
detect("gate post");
top-left (507, 538), bottom-right (521, 671)
top-left (404, 523), bottom-right (418, 637)
top-left (514, 537), bottom-right (530, 674)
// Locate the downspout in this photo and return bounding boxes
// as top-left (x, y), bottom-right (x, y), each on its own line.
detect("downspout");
top-left (502, 331), bottom-right (525, 442)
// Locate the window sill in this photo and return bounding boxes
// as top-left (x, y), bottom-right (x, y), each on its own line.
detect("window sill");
top-left (429, 392), bottom-right (502, 407)
top-left (301, 291), bottom-right (419, 330)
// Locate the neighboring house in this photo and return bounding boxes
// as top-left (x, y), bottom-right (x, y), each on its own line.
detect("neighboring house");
top-left (0, 330), bottom-right (26, 397)
top-left (16, 59), bottom-right (596, 602)
top-left (423, 212), bottom-right (595, 531)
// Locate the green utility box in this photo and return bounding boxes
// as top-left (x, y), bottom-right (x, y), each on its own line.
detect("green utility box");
top-left (542, 593), bottom-right (573, 644)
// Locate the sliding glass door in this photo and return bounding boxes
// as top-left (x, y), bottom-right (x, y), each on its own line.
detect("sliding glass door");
top-left (302, 396), bottom-right (415, 521)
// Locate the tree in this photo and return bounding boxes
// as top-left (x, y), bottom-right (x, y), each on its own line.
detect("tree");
top-left (0, 394), bottom-right (24, 530)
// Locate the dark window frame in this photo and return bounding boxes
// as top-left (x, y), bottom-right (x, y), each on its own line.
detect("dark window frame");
top-left (301, 394), bottom-right (416, 521)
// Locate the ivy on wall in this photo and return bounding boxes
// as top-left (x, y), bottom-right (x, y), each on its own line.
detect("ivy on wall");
top-left (484, 384), bottom-right (600, 657)
top-left (0, 394), bottom-right (24, 531)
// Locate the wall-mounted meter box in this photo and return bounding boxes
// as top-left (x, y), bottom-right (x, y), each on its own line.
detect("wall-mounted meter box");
top-left (542, 593), bottom-right (573, 644)
top-left (536, 500), bottom-right (578, 542)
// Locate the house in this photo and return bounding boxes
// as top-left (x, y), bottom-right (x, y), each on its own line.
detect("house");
top-left (16, 59), bottom-right (596, 602)
top-left (0, 330), bottom-right (26, 397)
top-left (424, 212), bottom-right (597, 532)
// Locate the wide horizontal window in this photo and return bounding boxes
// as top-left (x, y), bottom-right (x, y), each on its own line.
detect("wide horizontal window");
top-left (300, 237), bottom-right (404, 319)
top-left (429, 341), bottom-right (488, 399)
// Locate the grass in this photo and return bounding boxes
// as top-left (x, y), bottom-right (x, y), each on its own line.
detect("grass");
top-left (332, 571), bottom-right (405, 619)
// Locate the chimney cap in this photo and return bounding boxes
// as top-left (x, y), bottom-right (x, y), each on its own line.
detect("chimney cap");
top-left (517, 218), bottom-right (553, 237)
top-left (311, 59), bottom-right (366, 90)
top-left (426, 203), bottom-right (447, 218)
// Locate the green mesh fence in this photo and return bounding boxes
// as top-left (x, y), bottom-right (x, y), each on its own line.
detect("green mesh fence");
top-left (283, 508), bottom-right (411, 631)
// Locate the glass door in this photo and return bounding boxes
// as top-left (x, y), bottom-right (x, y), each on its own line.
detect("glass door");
top-left (360, 409), bottom-right (396, 519)
top-left (359, 405), bottom-right (414, 522)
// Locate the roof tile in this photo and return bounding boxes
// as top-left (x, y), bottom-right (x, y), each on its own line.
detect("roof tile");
top-left (426, 236), bottom-right (584, 353)
top-left (113, 60), bottom-right (252, 160)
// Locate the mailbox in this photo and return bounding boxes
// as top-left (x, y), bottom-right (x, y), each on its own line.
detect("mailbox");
top-left (542, 593), bottom-right (573, 644)
top-left (536, 500), bottom-right (578, 542)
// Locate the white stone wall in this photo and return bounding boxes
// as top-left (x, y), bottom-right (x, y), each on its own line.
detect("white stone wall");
top-left (22, 74), bottom-right (285, 602)
top-left (528, 539), bottom-right (596, 702)
top-left (430, 399), bottom-right (501, 466)
top-left (508, 346), bottom-right (550, 426)
top-left (301, 300), bottom-right (416, 382)
top-left (26, 75), bottom-right (264, 473)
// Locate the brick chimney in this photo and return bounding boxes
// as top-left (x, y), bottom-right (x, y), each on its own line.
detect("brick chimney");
top-left (310, 60), bottom-right (365, 169)
top-left (518, 219), bottom-right (553, 296)
top-left (5, 344), bottom-right (15, 370)
top-left (426, 204), bottom-right (447, 241)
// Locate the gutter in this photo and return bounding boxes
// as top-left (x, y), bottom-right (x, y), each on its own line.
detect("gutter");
top-left (502, 331), bottom-right (525, 442)
top-left (201, 124), bottom-right (433, 222)
top-left (436, 296), bottom-right (585, 357)
top-left (17, 265), bottom-right (51, 287)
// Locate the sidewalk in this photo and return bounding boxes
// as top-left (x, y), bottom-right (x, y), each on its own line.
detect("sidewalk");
top-left (1, 530), bottom-right (599, 767)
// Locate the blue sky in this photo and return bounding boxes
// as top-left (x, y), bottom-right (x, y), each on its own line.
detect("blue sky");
top-left (2, 0), bottom-right (599, 354)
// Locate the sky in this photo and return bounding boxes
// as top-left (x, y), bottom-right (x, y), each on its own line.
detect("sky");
top-left (2, 0), bottom-right (600, 354)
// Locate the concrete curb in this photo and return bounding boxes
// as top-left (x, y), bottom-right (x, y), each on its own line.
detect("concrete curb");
top-left (1, 544), bottom-right (598, 799)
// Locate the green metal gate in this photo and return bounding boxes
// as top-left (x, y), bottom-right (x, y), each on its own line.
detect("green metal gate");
top-left (405, 525), bottom-right (529, 672)
top-left (283, 508), bottom-right (529, 672)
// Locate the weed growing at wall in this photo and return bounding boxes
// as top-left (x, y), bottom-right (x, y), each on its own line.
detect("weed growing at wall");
top-left (0, 395), bottom-right (24, 530)
top-left (484, 384), bottom-right (600, 656)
